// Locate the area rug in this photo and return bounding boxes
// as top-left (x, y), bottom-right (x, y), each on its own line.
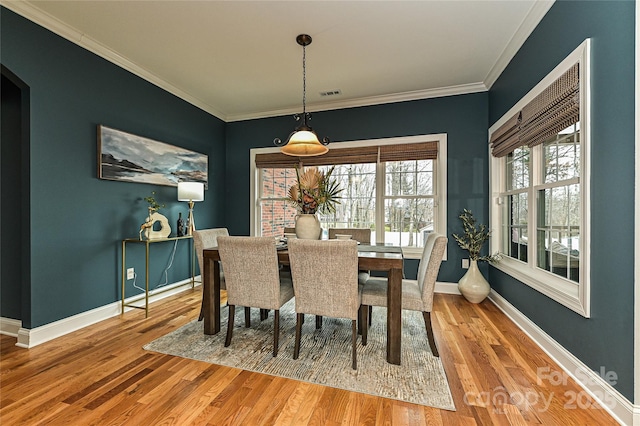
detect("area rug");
top-left (144, 300), bottom-right (455, 410)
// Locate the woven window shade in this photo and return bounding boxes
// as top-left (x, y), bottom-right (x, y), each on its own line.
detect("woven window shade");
top-left (254, 152), bottom-right (303, 169)
top-left (256, 141), bottom-right (438, 168)
top-left (379, 141), bottom-right (438, 162)
top-left (490, 62), bottom-right (580, 157)
top-left (520, 63), bottom-right (580, 148)
top-left (297, 146), bottom-right (379, 166)
top-left (490, 112), bottom-right (522, 158)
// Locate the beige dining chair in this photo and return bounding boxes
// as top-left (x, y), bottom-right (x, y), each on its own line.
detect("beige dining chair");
top-left (328, 227), bottom-right (372, 286)
top-left (217, 236), bottom-right (294, 357)
top-left (288, 239), bottom-right (365, 369)
top-left (361, 232), bottom-right (447, 357)
top-left (193, 228), bottom-right (229, 321)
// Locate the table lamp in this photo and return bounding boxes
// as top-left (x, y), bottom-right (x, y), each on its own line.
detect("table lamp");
top-left (177, 182), bottom-right (204, 235)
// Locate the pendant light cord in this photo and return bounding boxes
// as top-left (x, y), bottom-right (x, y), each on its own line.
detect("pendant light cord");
top-left (302, 43), bottom-right (307, 115)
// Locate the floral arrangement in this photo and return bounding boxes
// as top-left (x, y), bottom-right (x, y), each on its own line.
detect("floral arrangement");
top-left (287, 166), bottom-right (342, 214)
top-left (452, 209), bottom-right (500, 263)
top-left (144, 191), bottom-right (165, 212)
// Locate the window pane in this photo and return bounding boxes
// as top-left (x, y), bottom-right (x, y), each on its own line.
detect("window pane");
top-left (506, 147), bottom-right (530, 190)
top-left (385, 160), bottom-right (433, 196)
top-left (318, 164), bottom-right (376, 230)
top-left (543, 123), bottom-right (580, 184)
top-left (537, 185), bottom-right (580, 282)
top-left (384, 197), bottom-right (434, 247)
top-left (260, 168), bottom-right (298, 237)
top-left (503, 193), bottom-right (528, 262)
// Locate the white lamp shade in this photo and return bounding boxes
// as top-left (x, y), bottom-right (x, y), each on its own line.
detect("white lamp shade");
top-left (177, 182), bottom-right (204, 202)
top-left (281, 130), bottom-right (329, 157)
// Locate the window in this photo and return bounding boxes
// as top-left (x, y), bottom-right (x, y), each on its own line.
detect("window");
top-left (489, 40), bottom-right (590, 316)
top-left (251, 134), bottom-right (447, 259)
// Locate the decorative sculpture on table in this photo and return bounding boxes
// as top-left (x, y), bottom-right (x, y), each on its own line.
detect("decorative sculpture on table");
top-left (140, 191), bottom-right (171, 240)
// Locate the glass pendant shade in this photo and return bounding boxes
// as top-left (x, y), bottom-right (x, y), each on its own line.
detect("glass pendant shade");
top-left (280, 129), bottom-right (328, 156)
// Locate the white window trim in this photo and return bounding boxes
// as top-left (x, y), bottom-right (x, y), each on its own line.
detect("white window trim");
top-left (489, 39), bottom-right (591, 317)
top-left (250, 134), bottom-right (448, 260)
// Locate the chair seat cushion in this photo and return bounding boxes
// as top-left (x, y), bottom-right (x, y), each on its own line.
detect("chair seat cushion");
top-left (361, 277), bottom-right (424, 311)
top-left (358, 271), bottom-right (370, 285)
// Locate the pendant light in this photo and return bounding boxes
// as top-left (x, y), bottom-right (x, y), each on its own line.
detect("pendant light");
top-left (274, 34), bottom-right (330, 156)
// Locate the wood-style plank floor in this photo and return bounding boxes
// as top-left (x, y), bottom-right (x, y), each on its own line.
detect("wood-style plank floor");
top-left (1, 288), bottom-right (618, 425)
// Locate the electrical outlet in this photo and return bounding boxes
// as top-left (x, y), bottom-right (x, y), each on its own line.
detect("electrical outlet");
top-left (127, 268), bottom-right (135, 280)
top-left (462, 259), bottom-right (469, 269)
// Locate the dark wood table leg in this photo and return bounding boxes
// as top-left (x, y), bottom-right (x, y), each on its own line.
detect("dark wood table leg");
top-left (387, 267), bottom-right (402, 365)
top-left (203, 255), bottom-right (221, 335)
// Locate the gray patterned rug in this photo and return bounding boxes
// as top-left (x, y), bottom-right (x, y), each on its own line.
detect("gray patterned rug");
top-left (144, 300), bottom-right (455, 410)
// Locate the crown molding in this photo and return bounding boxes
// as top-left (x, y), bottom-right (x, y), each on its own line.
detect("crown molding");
top-left (226, 82), bottom-right (488, 122)
top-left (484, 0), bottom-right (555, 89)
top-left (1, 0), bottom-right (228, 120)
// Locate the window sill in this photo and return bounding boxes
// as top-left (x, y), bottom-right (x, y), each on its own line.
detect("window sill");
top-left (492, 256), bottom-right (589, 317)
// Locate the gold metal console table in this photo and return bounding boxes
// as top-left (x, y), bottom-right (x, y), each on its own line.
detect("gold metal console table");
top-left (121, 235), bottom-right (194, 317)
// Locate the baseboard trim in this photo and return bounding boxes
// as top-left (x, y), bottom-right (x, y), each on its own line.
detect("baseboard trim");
top-left (10, 277), bottom-right (200, 349)
top-left (489, 289), bottom-right (636, 426)
top-left (435, 281), bottom-right (460, 295)
top-left (0, 317), bottom-right (22, 337)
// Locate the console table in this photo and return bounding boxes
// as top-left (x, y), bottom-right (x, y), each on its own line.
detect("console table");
top-left (121, 235), bottom-right (194, 317)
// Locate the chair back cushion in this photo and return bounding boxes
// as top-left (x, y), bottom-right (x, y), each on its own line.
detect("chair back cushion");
top-left (217, 236), bottom-right (284, 310)
top-left (193, 228), bottom-right (229, 274)
top-left (417, 233), bottom-right (448, 311)
top-left (328, 228), bottom-right (371, 244)
top-left (288, 239), bottom-right (360, 320)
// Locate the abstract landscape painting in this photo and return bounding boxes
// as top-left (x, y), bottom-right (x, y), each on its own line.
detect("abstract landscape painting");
top-left (98, 125), bottom-right (208, 187)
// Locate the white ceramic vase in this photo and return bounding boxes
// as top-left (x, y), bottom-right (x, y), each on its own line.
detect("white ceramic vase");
top-left (458, 259), bottom-right (490, 303)
top-left (295, 214), bottom-right (322, 239)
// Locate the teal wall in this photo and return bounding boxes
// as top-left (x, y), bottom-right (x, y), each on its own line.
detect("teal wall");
top-left (488, 0), bottom-right (635, 399)
top-left (225, 93), bottom-right (490, 283)
top-left (0, 8), bottom-right (226, 328)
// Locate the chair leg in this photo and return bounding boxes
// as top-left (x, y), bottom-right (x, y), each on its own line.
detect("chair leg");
top-left (423, 311), bottom-right (439, 357)
top-left (351, 320), bottom-right (357, 370)
top-left (294, 313), bottom-right (303, 360)
top-left (260, 308), bottom-right (269, 321)
top-left (198, 294), bottom-right (205, 321)
top-left (244, 307), bottom-right (251, 327)
top-left (273, 310), bottom-right (280, 357)
top-left (225, 305), bottom-right (235, 347)
top-left (368, 306), bottom-right (372, 326)
top-left (315, 315), bottom-right (322, 330)
top-left (361, 306), bottom-right (368, 346)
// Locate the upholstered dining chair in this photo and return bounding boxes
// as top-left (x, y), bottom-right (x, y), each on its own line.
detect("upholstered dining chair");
top-left (328, 227), bottom-right (372, 285)
top-left (287, 239), bottom-right (365, 369)
top-left (193, 228), bottom-right (229, 321)
top-left (361, 232), bottom-right (447, 357)
top-left (217, 236), bottom-right (294, 357)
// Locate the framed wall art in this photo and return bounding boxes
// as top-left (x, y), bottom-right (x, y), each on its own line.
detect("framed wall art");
top-left (98, 125), bottom-right (208, 187)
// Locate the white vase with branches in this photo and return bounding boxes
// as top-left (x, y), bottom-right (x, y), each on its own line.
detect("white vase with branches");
top-left (452, 209), bottom-right (500, 303)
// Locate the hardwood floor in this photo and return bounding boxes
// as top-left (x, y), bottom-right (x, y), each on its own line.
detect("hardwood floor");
top-left (1, 289), bottom-right (618, 425)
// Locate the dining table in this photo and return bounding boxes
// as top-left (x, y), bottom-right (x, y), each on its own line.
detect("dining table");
top-left (202, 242), bottom-right (405, 365)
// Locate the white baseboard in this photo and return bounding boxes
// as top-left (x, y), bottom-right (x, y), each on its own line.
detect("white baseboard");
top-left (489, 289), bottom-right (637, 426)
top-left (5, 277), bottom-right (200, 349)
top-left (0, 317), bottom-right (22, 337)
top-left (435, 281), bottom-right (461, 295)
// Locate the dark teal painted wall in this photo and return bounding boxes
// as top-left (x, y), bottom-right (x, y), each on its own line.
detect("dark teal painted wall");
top-left (1, 8), bottom-right (226, 328)
top-left (1, 73), bottom-right (25, 320)
top-left (225, 93), bottom-right (490, 283)
top-left (488, 1), bottom-right (635, 399)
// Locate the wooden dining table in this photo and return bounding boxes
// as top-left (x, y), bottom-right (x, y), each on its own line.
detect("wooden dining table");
top-left (202, 243), bottom-right (405, 365)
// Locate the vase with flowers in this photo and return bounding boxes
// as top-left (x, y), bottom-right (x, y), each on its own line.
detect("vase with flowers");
top-left (287, 166), bottom-right (342, 239)
top-left (140, 191), bottom-right (171, 240)
top-left (452, 209), bottom-right (500, 303)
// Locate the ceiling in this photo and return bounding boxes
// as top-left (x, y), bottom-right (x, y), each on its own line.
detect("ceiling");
top-left (6, 1), bottom-right (553, 122)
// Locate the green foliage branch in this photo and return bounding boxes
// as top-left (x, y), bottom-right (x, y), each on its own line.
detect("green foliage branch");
top-left (452, 209), bottom-right (500, 263)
